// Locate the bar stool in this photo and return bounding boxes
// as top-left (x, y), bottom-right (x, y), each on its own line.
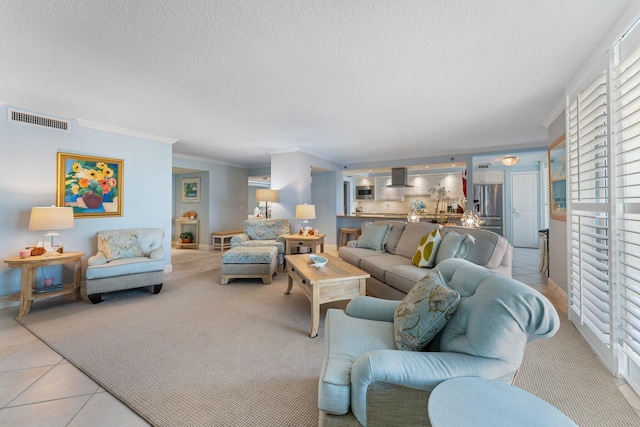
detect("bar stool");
top-left (339, 228), bottom-right (361, 247)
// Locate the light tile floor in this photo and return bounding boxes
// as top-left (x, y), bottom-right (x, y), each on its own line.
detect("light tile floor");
top-left (1, 247), bottom-right (639, 425)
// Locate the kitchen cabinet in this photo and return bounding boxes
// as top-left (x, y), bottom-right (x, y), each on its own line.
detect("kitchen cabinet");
top-left (375, 177), bottom-right (403, 200)
top-left (474, 170), bottom-right (504, 184)
top-left (443, 173), bottom-right (464, 199)
top-left (405, 175), bottom-right (431, 196)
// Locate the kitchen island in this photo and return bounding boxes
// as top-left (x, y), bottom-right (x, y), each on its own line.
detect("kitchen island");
top-left (336, 213), bottom-right (462, 245)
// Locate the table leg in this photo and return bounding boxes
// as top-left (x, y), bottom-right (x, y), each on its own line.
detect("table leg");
top-left (310, 283), bottom-right (320, 338)
top-left (285, 273), bottom-right (293, 294)
top-left (18, 266), bottom-right (35, 317)
top-left (359, 278), bottom-right (366, 296)
top-left (73, 259), bottom-right (82, 301)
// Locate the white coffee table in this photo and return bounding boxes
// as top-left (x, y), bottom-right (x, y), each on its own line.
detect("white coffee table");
top-left (428, 377), bottom-right (576, 427)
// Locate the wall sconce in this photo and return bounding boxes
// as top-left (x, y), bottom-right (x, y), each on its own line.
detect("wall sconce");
top-left (296, 204), bottom-right (316, 235)
top-left (28, 206), bottom-right (75, 256)
top-left (461, 210), bottom-right (479, 228)
top-left (501, 155), bottom-right (519, 166)
top-left (256, 189), bottom-right (279, 219)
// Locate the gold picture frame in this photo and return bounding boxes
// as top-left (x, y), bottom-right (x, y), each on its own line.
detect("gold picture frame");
top-left (548, 135), bottom-right (566, 221)
top-left (56, 152), bottom-right (123, 218)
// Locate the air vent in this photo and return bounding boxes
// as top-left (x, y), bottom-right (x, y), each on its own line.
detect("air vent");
top-left (478, 163), bottom-right (492, 169)
top-left (9, 109), bottom-right (69, 131)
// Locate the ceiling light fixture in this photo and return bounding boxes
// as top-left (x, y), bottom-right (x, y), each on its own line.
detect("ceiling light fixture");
top-left (501, 155), bottom-right (519, 166)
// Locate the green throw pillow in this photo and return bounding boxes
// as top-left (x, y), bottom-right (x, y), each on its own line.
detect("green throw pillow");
top-left (100, 232), bottom-right (144, 262)
top-left (412, 229), bottom-right (442, 268)
top-left (355, 223), bottom-right (391, 251)
top-left (394, 270), bottom-right (460, 351)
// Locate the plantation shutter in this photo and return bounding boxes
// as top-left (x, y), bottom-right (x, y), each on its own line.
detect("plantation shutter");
top-left (614, 33), bottom-right (640, 379)
top-left (567, 70), bottom-right (614, 369)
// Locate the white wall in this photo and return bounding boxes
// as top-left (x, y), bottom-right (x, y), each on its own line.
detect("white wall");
top-left (0, 104), bottom-right (173, 298)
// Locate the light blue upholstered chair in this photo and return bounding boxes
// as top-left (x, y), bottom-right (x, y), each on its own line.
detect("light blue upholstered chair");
top-left (318, 258), bottom-right (560, 426)
top-left (86, 228), bottom-right (165, 303)
top-left (230, 219), bottom-right (290, 269)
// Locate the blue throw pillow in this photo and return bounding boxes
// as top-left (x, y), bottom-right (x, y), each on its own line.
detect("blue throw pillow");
top-left (394, 269), bottom-right (460, 351)
top-left (355, 223), bottom-right (391, 251)
top-left (434, 231), bottom-right (476, 265)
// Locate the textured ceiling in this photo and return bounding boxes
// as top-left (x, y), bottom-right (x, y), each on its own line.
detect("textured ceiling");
top-left (0, 0), bottom-right (633, 168)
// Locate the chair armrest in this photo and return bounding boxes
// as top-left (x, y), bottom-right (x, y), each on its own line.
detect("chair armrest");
top-left (88, 253), bottom-right (108, 267)
top-left (231, 234), bottom-right (250, 244)
top-left (276, 234), bottom-right (288, 243)
top-left (350, 350), bottom-right (519, 426)
top-left (150, 247), bottom-right (165, 260)
top-left (346, 296), bottom-right (400, 322)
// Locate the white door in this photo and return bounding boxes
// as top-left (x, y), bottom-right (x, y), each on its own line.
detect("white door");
top-left (511, 172), bottom-right (539, 248)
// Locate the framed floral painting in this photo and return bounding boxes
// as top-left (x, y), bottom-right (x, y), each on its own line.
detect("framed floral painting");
top-left (56, 153), bottom-right (123, 217)
top-left (181, 177), bottom-right (200, 203)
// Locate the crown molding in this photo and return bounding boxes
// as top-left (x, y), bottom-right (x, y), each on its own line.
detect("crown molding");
top-left (76, 119), bottom-right (178, 144)
top-left (542, 97), bottom-right (566, 128)
top-left (172, 152), bottom-right (244, 168)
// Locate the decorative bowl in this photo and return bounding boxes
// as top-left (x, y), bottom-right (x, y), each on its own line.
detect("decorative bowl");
top-left (308, 254), bottom-right (328, 268)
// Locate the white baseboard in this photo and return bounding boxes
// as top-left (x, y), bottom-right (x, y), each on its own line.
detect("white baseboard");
top-left (547, 277), bottom-right (568, 314)
top-left (0, 296), bottom-right (18, 311)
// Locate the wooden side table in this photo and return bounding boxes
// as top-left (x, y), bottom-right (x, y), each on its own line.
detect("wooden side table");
top-left (176, 219), bottom-right (199, 249)
top-left (4, 251), bottom-right (85, 317)
top-left (284, 234), bottom-right (325, 255)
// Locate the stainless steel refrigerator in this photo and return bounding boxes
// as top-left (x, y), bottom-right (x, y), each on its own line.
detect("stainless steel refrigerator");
top-left (472, 184), bottom-right (504, 236)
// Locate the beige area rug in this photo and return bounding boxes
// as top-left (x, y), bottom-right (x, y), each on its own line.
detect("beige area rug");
top-left (514, 317), bottom-right (640, 426)
top-left (15, 257), bottom-right (640, 427)
top-left (16, 264), bottom-right (346, 427)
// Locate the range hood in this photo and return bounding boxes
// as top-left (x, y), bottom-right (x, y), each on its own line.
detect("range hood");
top-left (387, 167), bottom-right (413, 187)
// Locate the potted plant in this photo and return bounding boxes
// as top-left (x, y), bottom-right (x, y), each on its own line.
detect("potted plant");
top-left (180, 231), bottom-right (193, 243)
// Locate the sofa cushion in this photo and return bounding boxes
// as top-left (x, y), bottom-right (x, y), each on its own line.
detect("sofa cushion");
top-left (360, 253), bottom-right (409, 283)
top-left (356, 223), bottom-right (391, 251)
top-left (318, 309), bottom-right (396, 415)
top-left (99, 232), bottom-right (144, 262)
top-left (243, 218), bottom-right (290, 240)
top-left (338, 246), bottom-right (381, 268)
top-left (233, 239), bottom-right (285, 254)
top-left (373, 220), bottom-right (406, 254)
top-left (435, 231), bottom-right (475, 265)
top-left (412, 228), bottom-right (442, 268)
top-left (394, 269), bottom-right (460, 351)
top-left (441, 226), bottom-right (509, 269)
top-left (85, 257), bottom-right (164, 280)
top-left (385, 264), bottom-right (431, 294)
top-left (395, 222), bottom-right (440, 259)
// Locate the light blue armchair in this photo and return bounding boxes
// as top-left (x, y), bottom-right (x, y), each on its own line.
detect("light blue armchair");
top-left (230, 219), bottom-right (290, 269)
top-left (86, 228), bottom-right (165, 303)
top-left (318, 258), bottom-right (560, 426)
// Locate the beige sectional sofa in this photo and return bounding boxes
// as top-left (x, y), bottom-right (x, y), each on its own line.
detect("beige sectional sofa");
top-left (338, 221), bottom-right (513, 300)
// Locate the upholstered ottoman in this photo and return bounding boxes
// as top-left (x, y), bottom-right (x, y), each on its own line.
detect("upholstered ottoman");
top-left (221, 246), bottom-right (278, 284)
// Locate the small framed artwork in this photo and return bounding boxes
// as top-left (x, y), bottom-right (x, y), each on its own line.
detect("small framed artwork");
top-left (57, 152), bottom-right (123, 218)
top-left (548, 135), bottom-right (567, 221)
top-left (181, 177), bottom-right (200, 203)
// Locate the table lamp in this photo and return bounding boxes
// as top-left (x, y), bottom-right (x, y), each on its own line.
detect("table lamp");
top-left (28, 206), bottom-right (75, 256)
top-left (296, 204), bottom-right (316, 235)
top-left (256, 189), bottom-right (279, 219)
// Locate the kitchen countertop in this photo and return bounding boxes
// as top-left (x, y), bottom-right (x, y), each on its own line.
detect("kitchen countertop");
top-left (339, 213), bottom-right (463, 219)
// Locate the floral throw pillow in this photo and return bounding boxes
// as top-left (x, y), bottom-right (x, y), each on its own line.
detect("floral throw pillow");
top-left (100, 232), bottom-right (144, 262)
top-left (394, 270), bottom-right (460, 351)
top-left (412, 229), bottom-right (442, 268)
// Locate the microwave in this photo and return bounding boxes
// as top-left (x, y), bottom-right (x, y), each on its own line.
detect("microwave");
top-left (356, 185), bottom-right (375, 200)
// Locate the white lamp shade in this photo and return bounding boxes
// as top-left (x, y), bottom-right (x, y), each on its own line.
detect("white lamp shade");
top-left (256, 189), bottom-right (279, 202)
top-left (295, 204), bottom-right (316, 220)
top-left (28, 206), bottom-right (75, 231)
